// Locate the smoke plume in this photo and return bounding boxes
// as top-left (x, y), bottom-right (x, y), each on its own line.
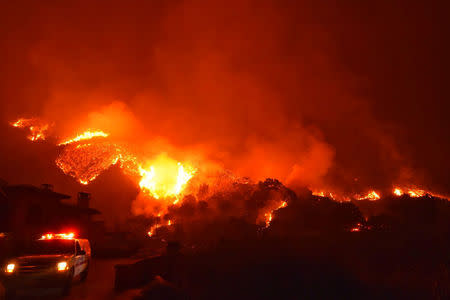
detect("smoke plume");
top-left (1, 0), bottom-right (449, 224)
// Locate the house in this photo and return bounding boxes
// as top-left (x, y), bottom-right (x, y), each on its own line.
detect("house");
top-left (0, 180), bottom-right (100, 240)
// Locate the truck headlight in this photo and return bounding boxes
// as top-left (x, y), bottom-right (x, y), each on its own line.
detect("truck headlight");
top-left (6, 263), bottom-right (15, 273)
top-left (57, 261), bottom-right (68, 271)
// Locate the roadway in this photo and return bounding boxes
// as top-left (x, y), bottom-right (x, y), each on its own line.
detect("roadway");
top-left (1, 258), bottom-right (141, 300)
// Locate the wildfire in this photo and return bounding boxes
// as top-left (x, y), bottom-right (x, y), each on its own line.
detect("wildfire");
top-left (55, 142), bottom-right (126, 185)
top-left (147, 219), bottom-right (173, 237)
top-left (393, 187), bottom-right (426, 198)
top-left (58, 130), bottom-right (109, 146)
top-left (264, 213), bottom-right (273, 227)
top-left (139, 156), bottom-right (196, 200)
top-left (47, 126), bottom-right (196, 204)
top-left (312, 191), bottom-right (325, 197)
top-left (394, 188), bottom-right (403, 196)
top-left (408, 190), bottom-right (426, 197)
top-left (356, 190), bottom-right (380, 201)
top-left (56, 141), bottom-right (196, 202)
top-left (46, 124), bottom-right (196, 201)
top-left (312, 191), bottom-right (339, 201)
top-left (10, 118), bottom-right (49, 141)
top-left (312, 187), bottom-right (447, 202)
top-left (311, 186), bottom-right (447, 204)
top-left (147, 224), bottom-right (161, 237)
top-left (264, 201), bottom-right (287, 228)
top-left (12, 114), bottom-right (449, 240)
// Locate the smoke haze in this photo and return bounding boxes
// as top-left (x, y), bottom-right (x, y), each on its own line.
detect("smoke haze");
top-left (1, 0), bottom-right (449, 222)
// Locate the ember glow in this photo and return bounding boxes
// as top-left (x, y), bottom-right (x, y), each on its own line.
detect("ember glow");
top-left (10, 118), bottom-right (49, 141)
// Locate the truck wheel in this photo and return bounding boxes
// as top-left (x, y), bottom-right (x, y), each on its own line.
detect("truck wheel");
top-left (62, 268), bottom-right (74, 296)
top-left (80, 267), bottom-right (89, 282)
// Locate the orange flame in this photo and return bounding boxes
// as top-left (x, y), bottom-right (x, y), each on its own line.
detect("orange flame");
top-left (147, 223), bottom-right (161, 237)
top-left (279, 201), bottom-right (287, 209)
top-left (264, 212), bottom-right (273, 227)
top-left (408, 189), bottom-right (426, 197)
top-left (312, 191), bottom-right (325, 197)
top-left (393, 188), bottom-right (403, 196)
top-left (393, 187), bottom-right (426, 198)
top-left (147, 219), bottom-right (174, 237)
top-left (139, 156), bottom-right (196, 200)
top-left (264, 201), bottom-right (287, 228)
top-left (58, 130), bottom-right (109, 146)
top-left (55, 134), bottom-right (196, 206)
top-left (312, 191), bottom-right (339, 201)
top-left (356, 190), bottom-right (380, 201)
top-left (10, 118), bottom-right (49, 141)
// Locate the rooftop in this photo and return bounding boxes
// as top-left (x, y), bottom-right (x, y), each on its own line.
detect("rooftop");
top-left (2, 184), bottom-right (71, 200)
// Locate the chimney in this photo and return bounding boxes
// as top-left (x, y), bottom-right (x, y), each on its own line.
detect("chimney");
top-left (77, 192), bottom-right (91, 209)
top-left (41, 184), bottom-right (54, 191)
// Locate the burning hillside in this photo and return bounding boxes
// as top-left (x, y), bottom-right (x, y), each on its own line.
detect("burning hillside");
top-left (55, 141), bottom-right (127, 185)
top-left (9, 112), bottom-right (298, 232)
top-left (10, 118), bottom-right (50, 141)
top-left (1, 2), bottom-right (450, 298)
top-left (11, 115), bottom-right (449, 242)
top-left (9, 114), bottom-right (450, 238)
top-left (3, 0), bottom-right (449, 240)
top-left (54, 130), bottom-right (197, 214)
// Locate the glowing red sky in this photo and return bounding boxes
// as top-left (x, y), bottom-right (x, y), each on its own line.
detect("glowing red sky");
top-left (1, 0), bottom-right (449, 200)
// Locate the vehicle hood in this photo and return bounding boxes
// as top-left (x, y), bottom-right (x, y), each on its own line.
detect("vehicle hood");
top-left (14, 255), bottom-right (71, 265)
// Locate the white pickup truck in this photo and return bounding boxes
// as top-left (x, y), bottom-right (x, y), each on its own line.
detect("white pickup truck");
top-left (1, 233), bottom-right (91, 298)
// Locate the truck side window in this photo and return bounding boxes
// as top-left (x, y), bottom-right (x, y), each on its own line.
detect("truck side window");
top-left (76, 241), bottom-right (82, 255)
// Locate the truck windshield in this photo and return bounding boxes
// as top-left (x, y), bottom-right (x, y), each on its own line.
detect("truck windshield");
top-left (21, 240), bottom-right (75, 255)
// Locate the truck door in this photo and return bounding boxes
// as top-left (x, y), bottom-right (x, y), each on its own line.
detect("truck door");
top-left (74, 241), bottom-right (87, 276)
